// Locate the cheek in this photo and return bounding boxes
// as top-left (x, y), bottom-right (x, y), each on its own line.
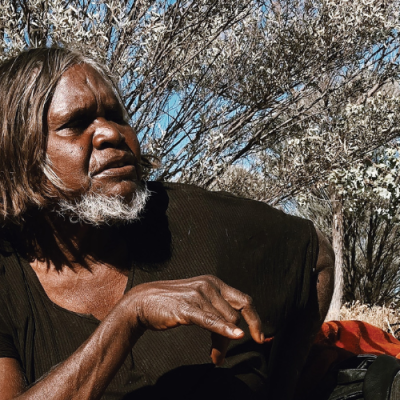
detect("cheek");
top-left (46, 140), bottom-right (91, 193)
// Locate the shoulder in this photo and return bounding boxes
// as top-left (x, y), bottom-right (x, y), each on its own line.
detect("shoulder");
top-left (0, 230), bottom-right (16, 280)
top-left (148, 181), bottom-right (316, 233)
top-left (315, 228), bottom-right (335, 273)
top-left (0, 235), bottom-right (24, 365)
top-left (0, 228), bottom-right (26, 295)
top-left (148, 180), bottom-right (277, 213)
top-left (0, 230), bottom-right (14, 255)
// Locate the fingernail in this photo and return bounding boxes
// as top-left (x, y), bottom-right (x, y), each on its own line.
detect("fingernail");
top-left (233, 328), bottom-right (243, 336)
top-left (260, 332), bottom-right (265, 342)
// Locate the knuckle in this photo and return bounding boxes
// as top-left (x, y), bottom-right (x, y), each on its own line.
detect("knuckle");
top-left (226, 310), bottom-right (240, 325)
top-left (184, 287), bottom-right (203, 303)
top-left (202, 274), bottom-right (217, 285)
top-left (202, 313), bottom-right (221, 327)
top-left (242, 294), bottom-right (253, 308)
top-left (196, 275), bottom-right (219, 293)
top-left (188, 287), bottom-right (200, 297)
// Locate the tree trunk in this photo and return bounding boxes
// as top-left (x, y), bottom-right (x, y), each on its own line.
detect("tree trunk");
top-left (326, 188), bottom-right (344, 320)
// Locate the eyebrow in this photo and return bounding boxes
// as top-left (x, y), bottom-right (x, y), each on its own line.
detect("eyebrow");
top-left (51, 105), bottom-right (96, 130)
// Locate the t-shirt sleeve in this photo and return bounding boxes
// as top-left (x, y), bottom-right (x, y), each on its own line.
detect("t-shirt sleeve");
top-left (0, 297), bottom-right (19, 359)
top-left (0, 253), bottom-right (20, 360)
top-left (0, 333), bottom-right (19, 359)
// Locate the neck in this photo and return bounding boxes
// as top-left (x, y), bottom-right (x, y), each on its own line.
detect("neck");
top-left (24, 212), bottom-right (132, 272)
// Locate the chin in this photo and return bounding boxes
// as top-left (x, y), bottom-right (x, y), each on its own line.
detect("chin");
top-left (91, 179), bottom-right (141, 201)
top-left (56, 181), bottom-right (150, 226)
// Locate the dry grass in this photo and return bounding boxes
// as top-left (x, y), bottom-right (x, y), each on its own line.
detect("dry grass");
top-left (340, 301), bottom-right (400, 340)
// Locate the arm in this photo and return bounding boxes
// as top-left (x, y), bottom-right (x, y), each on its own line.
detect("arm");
top-left (266, 228), bottom-right (335, 400)
top-left (0, 275), bottom-right (264, 400)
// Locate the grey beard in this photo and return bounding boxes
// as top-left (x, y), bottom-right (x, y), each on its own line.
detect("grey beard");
top-left (56, 183), bottom-right (151, 226)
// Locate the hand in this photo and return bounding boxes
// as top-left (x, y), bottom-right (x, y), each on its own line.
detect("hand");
top-left (126, 275), bottom-right (265, 366)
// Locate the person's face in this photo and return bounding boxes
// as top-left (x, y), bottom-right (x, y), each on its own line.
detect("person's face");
top-left (46, 64), bottom-right (141, 202)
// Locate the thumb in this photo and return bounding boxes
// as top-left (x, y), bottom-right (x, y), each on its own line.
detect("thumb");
top-left (210, 331), bottom-right (241, 366)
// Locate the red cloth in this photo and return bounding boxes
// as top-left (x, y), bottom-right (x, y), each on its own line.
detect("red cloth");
top-left (315, 320), bottom-right (400, 358)
top-left (295, 320), bottom-right (400, 398)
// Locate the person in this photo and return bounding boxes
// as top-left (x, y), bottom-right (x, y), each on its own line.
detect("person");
top-left (0, 47), bottom-right (334, 400)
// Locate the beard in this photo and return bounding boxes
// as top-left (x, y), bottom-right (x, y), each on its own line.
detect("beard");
top-left (56, 182), bottom-right (150, 226)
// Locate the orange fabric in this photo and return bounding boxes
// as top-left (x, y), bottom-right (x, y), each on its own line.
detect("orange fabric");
top-left (315, 320), bottom-right (400, 358)
top-left (250, 320), bottom-right (400, 398)
top-left (295, 320), bottom-right (400, 399)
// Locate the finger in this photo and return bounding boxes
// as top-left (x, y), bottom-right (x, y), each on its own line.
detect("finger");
top-left (207, 292), bottom-right (241, 326)
top-left (218, 284), bottom-right (265, 344)
top-left (210, 332), bottom-right (231, 366)
top-left (206, 293), bottom-right (241, 364)
top-left (188, 308), bottom-right (244, 339)
top-left (187, 275), bottom-right (264, 343)
top-left (241, 304), bottom-right (265, 344)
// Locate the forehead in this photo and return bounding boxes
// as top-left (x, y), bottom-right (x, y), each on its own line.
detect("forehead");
top-left (48, 64), bottom-right (118, 121)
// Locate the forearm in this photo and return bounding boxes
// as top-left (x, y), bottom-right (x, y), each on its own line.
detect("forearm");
top-left (17, 297), bottom-right (142, 400)
top-left (2, 275), bottom-right (263, 400)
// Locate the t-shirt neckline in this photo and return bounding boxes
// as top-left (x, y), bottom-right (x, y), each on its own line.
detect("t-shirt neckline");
top-left (20, 256), bottom-right (135, 323)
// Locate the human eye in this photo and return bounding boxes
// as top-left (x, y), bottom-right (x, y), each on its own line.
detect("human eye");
top-left (57, 116), bottom-right (92, 135)
top-left (69, 117), bottom-right (92, 129)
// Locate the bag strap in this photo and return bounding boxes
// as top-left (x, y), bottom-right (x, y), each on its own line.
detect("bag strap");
top-left (391, 370), bottom-right (400, 400)
top-left (363, 354), bottom-right (400, 400)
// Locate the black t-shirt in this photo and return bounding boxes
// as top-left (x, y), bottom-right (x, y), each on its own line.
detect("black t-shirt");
top-left (0, 182), bottom-right (318, 399)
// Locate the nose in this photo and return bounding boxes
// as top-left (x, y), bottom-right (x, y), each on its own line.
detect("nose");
top-left (92, 118), bottom-right (124, 149)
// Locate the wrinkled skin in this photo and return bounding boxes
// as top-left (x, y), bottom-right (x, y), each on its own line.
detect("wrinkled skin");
top-left (0, 275), bottom-right (265, 400)
top-left (129, 275), bottom-right (265, 364)
top-left (0, 64), bottom-right (334, 400)
top-left (45, 64), bottom-right (142, 200)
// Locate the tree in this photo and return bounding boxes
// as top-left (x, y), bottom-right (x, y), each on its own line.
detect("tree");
top-left (343, 201), bottom-right (400, 307)
top-left (1, 1), bottom-right (399, 184)
top-left (298, 143), bottom-right (400, 309)
top-left (2, 0), bottom-right (400, 316)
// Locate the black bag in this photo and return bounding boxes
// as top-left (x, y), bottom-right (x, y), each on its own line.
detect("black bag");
top-left (309, 354), bottom-right (400, 400)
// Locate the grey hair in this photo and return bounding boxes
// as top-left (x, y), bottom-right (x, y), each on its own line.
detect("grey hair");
top-left (0, 47), bottom-right (127, 225)
top-left (56, 182), bottom-right (151, 226)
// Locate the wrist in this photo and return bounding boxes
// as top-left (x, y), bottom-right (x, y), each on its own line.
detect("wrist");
top-left (116, 290), bottom-right (147, 344)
